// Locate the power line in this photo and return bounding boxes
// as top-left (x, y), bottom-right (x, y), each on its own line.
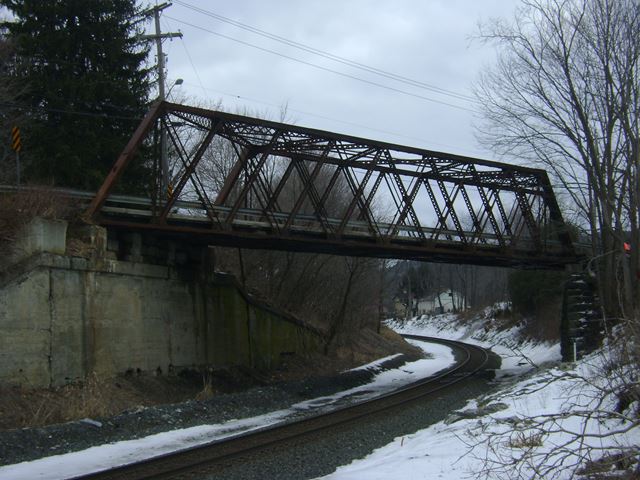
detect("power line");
top-left (178, 81), bottom-right (488, 157)
top-left (176, 35), bottom-right (208, 98)
top-left (173, 0), bottom-right (478, 104)
top-left (164, 15), bottom-right (478, 113)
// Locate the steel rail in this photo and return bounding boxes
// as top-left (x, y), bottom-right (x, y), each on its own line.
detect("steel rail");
top-left (70, 335), bottom-right (492, 480)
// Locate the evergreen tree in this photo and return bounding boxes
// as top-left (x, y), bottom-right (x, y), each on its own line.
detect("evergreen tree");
top-left (0, 0), bottom-right (151, 190)
top-left (0, 36), bottom-right (26, 176)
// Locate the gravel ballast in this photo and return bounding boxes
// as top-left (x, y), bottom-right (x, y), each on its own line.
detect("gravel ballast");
top-left (191, 377), bottom-right (495, 480)
top-left (0, 346), bottom-right (499, 480)
top-left (0, 353), bottom-right (416, 467)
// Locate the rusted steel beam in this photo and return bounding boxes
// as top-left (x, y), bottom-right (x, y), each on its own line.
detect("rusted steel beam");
top-left (358, 171), bottom-right (385, 226)
top-left (224, 133), bottom-right (281, 226)
top-left (158, 122), bottom-right (219, 223)
top-left (458, 184), bottom-right (486, 245)
top-left (468, 164), bottom-right (505, 246)
top-left (538, 171), bottom-right (576, 256)
top-left (337, 152), bottom-right (381, 237)
top-left (86, 101), bottom-right (165, 219)
top-left (98, 216), bottom-right (573, 269)
top-left (436, 180), bottom-right (466, 243)
top-left (284, 160), bottom-right (328, 233)
top-left (264, 157), bottom-right (297, 213)
top-left (159, 102), bottom-right (546, 177)
top-left (243, 155), bottom-right (284, 231)
top-left (281, 141), bottom-right (335, 234)
top-left (385, 151), bottom-right (426, 240)
top-left (214, 147), bottom-right (252, 207)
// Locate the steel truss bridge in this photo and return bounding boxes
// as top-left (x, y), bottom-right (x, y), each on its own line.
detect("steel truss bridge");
top-left (86, 101), bottom-right (576, 268)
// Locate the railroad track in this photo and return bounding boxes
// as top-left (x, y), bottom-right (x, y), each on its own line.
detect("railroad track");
top-left (71, 335), bottom-right (494, 480)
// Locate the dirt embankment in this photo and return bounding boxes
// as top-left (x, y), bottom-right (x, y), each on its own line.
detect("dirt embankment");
top-left (0, 326), bottom-right (420, 431)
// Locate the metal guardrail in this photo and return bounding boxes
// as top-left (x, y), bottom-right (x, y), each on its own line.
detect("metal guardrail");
top-left (0, 184), bottom-right (577, 258)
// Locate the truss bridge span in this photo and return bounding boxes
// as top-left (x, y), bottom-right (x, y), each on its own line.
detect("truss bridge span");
top-left (86, 101), bottom-right (577, 268)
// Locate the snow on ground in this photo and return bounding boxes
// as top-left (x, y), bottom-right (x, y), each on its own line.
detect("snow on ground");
top-left (0, 340), bottom-right (455, 480)
top-left (320, 350), bottom-right (640, 480)
top-left (319, 312), bottom-right (640, 480)
top-left (297, 341), bottom-right (455, 411)
top-left (388, 306), bottom-right (561, 375)
top-left (343, 353), bottom-right (403, 373)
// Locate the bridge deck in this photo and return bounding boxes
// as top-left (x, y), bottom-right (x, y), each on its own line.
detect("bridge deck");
top-left (95, 192), bottom-right (571, 268)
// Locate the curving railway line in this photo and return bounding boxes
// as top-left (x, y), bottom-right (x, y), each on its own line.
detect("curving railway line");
top-left (71, 336), bottom-right (495, 480)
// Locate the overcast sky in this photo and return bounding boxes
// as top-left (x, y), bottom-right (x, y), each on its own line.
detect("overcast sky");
top-left (151, 1), bottom-right (520, 160)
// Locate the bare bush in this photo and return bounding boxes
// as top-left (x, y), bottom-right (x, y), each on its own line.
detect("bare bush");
top-left (465, 327), bottom-right (640, 479)
top-left (0, 187), bottom-right (75, 266)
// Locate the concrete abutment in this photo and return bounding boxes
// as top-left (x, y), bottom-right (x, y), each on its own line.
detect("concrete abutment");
top-left (0, 218), bottom-right (324, 387)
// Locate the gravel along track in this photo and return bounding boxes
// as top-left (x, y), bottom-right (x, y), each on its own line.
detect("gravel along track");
top-left (73, 336), bottom-right (500, 480)
top-left (0, 353), bottom-right (415, 466)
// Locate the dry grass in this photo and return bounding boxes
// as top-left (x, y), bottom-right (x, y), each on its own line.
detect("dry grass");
top-left (0, 373), bottom-right (201, 431)
top-left (0, 186), bottom-right (76, 266)
top-left (578, 450), bottom-right (640, 479)
top-left (507, 431), bottom-right (544, 449)
top-left (194, 374), bottom-right (216, 401)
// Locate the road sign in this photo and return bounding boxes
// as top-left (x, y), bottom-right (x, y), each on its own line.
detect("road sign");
top-left (11, 126), bottom-right (21, 153)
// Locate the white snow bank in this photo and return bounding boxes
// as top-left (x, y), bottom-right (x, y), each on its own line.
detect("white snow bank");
top-left (0, 413), bottom-right (289, 480)
top-left (389, 306), bottom-right (561, 376)
top-left (320, 348), bottom-right (640, 480)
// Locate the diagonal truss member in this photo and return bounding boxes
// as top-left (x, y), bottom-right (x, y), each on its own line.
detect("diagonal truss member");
top-left (86, 101), bottom-right (577, 268)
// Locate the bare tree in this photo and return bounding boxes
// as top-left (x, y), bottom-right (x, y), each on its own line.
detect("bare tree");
top-left (474, 4), bottom-right (640, 474)
top-left (466, 330), bottom-right (640, 479)
top-left (475, 0), bottom-right (640, 318)
top-left (195, 103), bottom-right (387, 352)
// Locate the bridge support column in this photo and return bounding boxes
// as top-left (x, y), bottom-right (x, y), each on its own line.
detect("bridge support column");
top-left (127, 233), bottom-right (143, 263)
top-left (200, 247), bottom-right (216, 282)
top-left (561, 272), bottom-right (603, 361)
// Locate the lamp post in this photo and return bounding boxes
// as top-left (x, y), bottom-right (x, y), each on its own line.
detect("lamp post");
top-left (167, 78), bottom-right (183, 98)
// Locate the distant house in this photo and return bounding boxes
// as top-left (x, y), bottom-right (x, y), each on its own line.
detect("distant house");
top-left (393, 294), bottom-right (422, 318)
top-left (416, 291), bottom-right (466, 315)
top-left (393, 297), bottom-right (408, 318)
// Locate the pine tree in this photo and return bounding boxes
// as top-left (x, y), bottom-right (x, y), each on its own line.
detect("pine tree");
top-left (0, 0), bottom-right (151, 190)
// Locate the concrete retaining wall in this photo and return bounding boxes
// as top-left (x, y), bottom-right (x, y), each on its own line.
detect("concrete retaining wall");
top-left (0, 219), bottom-right (324, 387)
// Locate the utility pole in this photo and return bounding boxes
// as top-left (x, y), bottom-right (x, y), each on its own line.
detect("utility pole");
top-left (140, 2), bottom-right (182, 199)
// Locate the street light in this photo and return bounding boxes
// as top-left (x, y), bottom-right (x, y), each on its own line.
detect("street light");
top-left (167, 78), bottom-right (183, 99)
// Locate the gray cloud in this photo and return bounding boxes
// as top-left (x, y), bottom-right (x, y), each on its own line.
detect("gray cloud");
top-left (157, 0), bottom-right (519, 158)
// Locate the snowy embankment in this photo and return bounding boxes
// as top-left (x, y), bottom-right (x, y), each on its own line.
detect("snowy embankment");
top-left (0, 339), bottom-right (455, 480)
top-left (320, 309), bottom-right (640, 480)
top-left (388, 306), bottom-right (561, 376)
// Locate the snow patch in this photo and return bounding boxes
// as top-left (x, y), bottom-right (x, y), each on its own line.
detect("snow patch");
top-left (320, 349), bottom-right (640, 480)
top-left (0, 340), bottom-right (455, 479)
top-left (318, 309), bottom-right (638, 480)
